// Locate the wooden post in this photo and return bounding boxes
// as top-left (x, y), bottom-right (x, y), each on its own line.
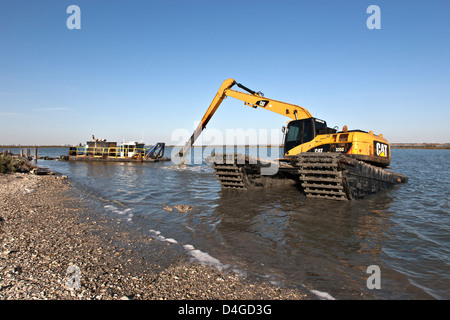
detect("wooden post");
top-left (20, 149), bottom-right (23, 157)
top-left (34, 148), bottom-right (38, 162)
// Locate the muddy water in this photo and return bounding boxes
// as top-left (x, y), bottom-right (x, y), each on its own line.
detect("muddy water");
top-left (30, 147), bottom-right (449, 299)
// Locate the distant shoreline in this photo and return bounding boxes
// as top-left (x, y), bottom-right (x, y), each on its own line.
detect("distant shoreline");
top-left (158, 144), bottom-right (450, 150)
top-left (1, 143), bottom-right (449, 150)
top-left (0, 145), bottom-right (69, 149)
top-left (390, 143), bottom-right (450, 150)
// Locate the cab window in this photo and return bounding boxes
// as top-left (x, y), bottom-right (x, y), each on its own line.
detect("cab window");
top-left (285, 119), bottom-right (314, 152)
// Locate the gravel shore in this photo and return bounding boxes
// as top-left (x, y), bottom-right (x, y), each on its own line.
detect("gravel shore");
top-left (0, 172), bottom-right (307, 300)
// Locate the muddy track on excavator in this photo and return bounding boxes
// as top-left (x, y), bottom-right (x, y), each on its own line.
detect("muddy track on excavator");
top-left (210, 153), bottom-right (408, 200)
top-left (210, 153), bottom-right (298, 191)
top-left (295, 153), bottom-right (349, 200)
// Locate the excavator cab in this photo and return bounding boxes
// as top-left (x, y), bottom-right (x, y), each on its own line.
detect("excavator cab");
top-left (284, 118), bottom-right (336, 155)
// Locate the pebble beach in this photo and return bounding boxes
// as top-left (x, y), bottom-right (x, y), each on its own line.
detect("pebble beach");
top-left (0, 172), bottom-right (307, 300)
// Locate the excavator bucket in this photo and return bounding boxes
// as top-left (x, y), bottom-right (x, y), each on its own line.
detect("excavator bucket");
top-left (146, 143), bottom-right (165, 159)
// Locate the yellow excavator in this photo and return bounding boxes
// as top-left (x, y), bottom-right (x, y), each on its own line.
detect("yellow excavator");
top-left (180, 78), bottom-right (407, 200)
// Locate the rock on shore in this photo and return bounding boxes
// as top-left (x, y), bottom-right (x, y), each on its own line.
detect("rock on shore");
top-left (0, 172), bottom-right (307, 300)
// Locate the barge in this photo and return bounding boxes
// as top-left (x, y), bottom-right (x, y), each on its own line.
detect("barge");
top-left (66, 138), bottom-right (170, 162)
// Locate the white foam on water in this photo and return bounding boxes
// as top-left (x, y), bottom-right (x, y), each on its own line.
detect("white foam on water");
top-left (187, 249), bottom-right (225, 270)
top-left (310, 289), bottom-right (336, 300)
top-left (150, 229), bottom-right (166, 241)
top-left (150, 230), bottom-right (231, 272)
top-left (183, 246), bottom-right (230, 271)
top-left (182, 244), bottom-right (195, 251)
top-left (104, 204), bottom-right (133, 217)
top-left (148, 229), bottom-right (340, 293)
top-left (261, 274), bottom-right (283, 287)
top-left (162, 164), bottom-right (212, 173)
top-left (103, 205), bottom-right (134, 223)
top-left (132, 228), bottom-right (335, 298)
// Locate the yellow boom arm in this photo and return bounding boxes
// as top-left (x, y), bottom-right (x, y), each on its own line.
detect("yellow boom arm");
top-left (179, 78), bottom-right (312, 158)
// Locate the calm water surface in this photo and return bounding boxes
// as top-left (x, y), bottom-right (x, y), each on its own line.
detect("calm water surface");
top-left (19, 147), bottom-right (450, 299)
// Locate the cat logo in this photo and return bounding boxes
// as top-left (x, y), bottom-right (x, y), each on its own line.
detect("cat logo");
top-left (255, 100), bottom-right (270, 107)
top-left (374, 141), bottom-right (389, 158)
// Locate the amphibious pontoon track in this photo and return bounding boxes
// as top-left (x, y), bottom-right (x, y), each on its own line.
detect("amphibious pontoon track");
top-left (212, 160), bottom-right (249, 190)
top-left (211, 154), bottom-right (267, 190)
top-left (295, 153), bottom-right (349, 200)
top-left (211, 153), bottom-right (297, 190)
top-left (211, 152), bottom-right (408, 200)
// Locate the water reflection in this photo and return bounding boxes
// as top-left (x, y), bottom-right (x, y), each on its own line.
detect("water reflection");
top-left (210, 185), bottom-right (416, 298)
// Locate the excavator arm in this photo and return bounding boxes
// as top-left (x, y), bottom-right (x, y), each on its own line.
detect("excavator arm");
top-left (179, 78), bottom-right (313, 158)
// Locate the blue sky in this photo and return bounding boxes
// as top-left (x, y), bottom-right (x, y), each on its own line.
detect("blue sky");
top-left (1, 0), bottom-right (449, 145)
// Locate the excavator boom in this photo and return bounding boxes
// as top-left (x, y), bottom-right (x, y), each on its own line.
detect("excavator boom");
top-left (179, 78), bottom-right (312, 159)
